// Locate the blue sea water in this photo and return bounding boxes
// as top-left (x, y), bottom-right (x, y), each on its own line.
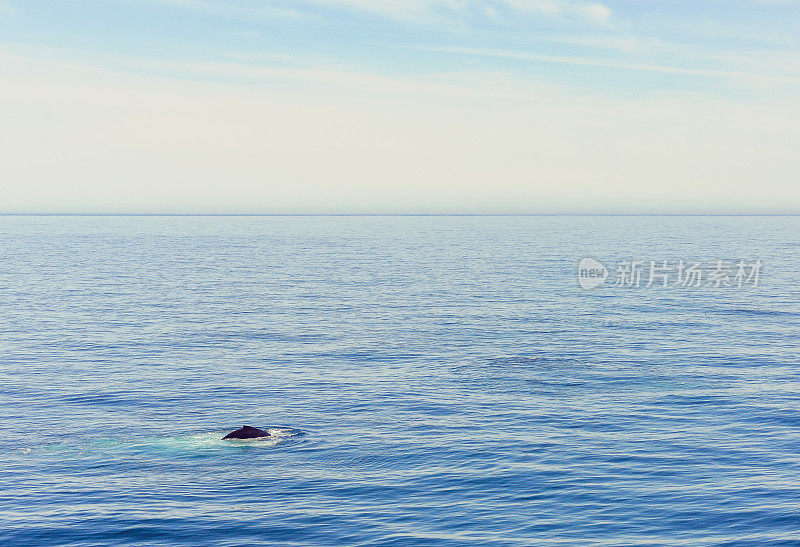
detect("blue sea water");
top-left (1, 215), bottom-right (799, 546)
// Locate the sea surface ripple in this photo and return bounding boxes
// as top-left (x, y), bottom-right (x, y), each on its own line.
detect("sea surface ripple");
top-left (1, 216), bottom-right (799, 545)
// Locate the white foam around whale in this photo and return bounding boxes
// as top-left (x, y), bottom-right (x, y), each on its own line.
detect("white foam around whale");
top-left (143, 428), bottom-right (299, 451)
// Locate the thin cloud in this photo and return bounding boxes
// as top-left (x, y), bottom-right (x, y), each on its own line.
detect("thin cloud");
top-left (148, 0), bottom-right (612, 24)
top-left (320, 0), bottom-right (613, 23)
top-left (422, 45), bottom-right (800, 86)
top-left (0, 0), bottom-right (16, 16)
top-left (502, 0), bottom-right (612, 23)
top-left (142, 0), bottom-right (305, 19)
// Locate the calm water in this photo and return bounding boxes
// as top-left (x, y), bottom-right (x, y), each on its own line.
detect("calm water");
top-left (1, 216), bottom-right (799, 546)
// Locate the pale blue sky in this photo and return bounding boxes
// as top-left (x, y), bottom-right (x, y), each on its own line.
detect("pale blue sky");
top-left (1, 1), bottom-right (799, 212)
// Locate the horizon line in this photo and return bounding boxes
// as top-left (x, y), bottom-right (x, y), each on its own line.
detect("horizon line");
top-left (1, 212), bottom-right (800, 217)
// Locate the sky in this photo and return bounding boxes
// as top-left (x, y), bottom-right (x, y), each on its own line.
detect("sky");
top-left (0, 0), bottom-right (799, 213)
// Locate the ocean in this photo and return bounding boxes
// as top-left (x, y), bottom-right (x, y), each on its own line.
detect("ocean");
top-left (1, 215), bottom-right (798, 545)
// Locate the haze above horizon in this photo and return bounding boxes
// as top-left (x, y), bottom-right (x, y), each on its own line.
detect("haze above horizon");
top-left (1, 1), bottom-right (798, 214)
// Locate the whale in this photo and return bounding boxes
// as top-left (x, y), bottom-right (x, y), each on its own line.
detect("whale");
top-left (222, 426), bottom-right (270, 440)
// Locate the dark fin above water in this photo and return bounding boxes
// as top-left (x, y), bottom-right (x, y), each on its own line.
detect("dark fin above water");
top-left (222, 425), bottom-right (270, 440)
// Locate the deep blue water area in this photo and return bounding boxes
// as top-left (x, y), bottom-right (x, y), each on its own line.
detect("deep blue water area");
top-left (1, 216), bottom-right (799, 545)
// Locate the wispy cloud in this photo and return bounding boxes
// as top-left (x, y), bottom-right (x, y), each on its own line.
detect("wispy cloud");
top-left (0, 0), bottom-right (16, 17)
top-left (315, 0), bottom-right (614, 24)
top-left (151, 0), bottom-right (612, 25)
top-left (146, 0), bottom-right (305, 19)
top-left (422, 45), bottom-right (800, 87)
top-left (501, 0), bottom-right (612, 22)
